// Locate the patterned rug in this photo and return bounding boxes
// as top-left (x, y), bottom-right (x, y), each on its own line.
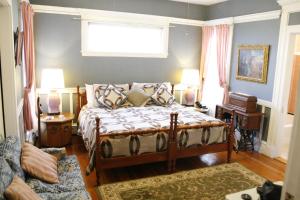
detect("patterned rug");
top-left (96, 163), bottom-right (265, 200)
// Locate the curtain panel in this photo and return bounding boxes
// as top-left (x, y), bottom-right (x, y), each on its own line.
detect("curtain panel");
top-left (21, 1), bottom-right (35, 131)
top-left (215, 24), bottom-right (230, 104)
top-left (199, 26), bottom-right (215, 100)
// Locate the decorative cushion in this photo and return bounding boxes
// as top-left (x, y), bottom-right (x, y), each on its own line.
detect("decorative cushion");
top-left (94, 84), bottom-right (129, 107)
top-left (132, 82), bottom-right (172, 95)
top-left (98, 84), bottom-right (128, 109)
top-left (4, 176), bottom-right (42, 200)
top-left (21, 143), bottom-right (59, 184)
top-left (132, 82), bottom-right (172, 105)
top-left (26, 155), bottom-right (86, 194)
top-left (151, 83), bottom-right (175, 106)
top-left (0, 136), bottom-right (25, 180)
top-left (127, 89), bottom-right (150, 107)
top-left (0, 157), bottom-right (14, 200)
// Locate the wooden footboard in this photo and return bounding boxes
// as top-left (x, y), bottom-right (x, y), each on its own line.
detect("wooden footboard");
top-left (93, 112), bottom-right (234, 185)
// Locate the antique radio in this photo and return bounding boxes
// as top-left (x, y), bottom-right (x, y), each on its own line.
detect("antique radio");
top-left (227, 92), bottom-right (258, 113)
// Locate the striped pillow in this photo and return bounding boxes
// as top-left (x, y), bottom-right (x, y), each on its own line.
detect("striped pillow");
top-left (21, 143), bottom-right (59, 184)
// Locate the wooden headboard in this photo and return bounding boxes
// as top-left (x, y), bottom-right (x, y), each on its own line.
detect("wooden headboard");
top-left (76, 84), bottom-right (175, 118)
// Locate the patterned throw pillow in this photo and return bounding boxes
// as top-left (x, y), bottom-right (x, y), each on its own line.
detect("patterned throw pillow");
top-left (0, 157), bottom-right (14, 200)
top-left (0, 136), bottom-right (25, 180)
top-left (98, 84), bottom-right (128, 109)
top-left (132, 82), bottom-right (172, 106)
top-left (151, 83), bottom-right (175, 106)
top-left (94, 84), bottom-right (129, 107)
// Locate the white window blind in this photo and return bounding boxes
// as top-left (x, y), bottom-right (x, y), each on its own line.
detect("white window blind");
top-left (82, 21), bottom-right (169, 57)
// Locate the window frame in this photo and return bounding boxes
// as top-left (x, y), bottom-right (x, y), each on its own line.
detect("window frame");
top-left (81, 18), bottom-right (169, 58)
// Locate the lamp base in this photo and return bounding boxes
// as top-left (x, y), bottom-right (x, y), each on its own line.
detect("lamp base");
top-left (48, 90), bottom-right (61, 115)
top-left (183, 87), bottom-right (195, 106)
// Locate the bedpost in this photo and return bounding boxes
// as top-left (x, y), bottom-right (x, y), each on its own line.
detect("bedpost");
top-left (167, 113), bottom-right (174, 172)
top-left (37, 97), bottom-right (42, 147)
top-left (95, 117), bottom-right (101, 185)
top-left (76, 85), bottom-right (80, 123)
top-left (172, 112), bottom-right (178, 172)
top-left (227, 110), bottom-right (235, 163)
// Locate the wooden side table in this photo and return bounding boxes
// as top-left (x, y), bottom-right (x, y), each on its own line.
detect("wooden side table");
top-left (40, 112), bottom-right (74, 147)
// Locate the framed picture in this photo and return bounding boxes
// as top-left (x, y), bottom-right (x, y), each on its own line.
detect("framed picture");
top-left (236, 45), bottom-right (269, 83)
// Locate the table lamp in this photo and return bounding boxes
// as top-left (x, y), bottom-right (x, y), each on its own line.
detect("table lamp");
top-left (181, 69), bottom-right (200, 106)
top-left (41, 68), bottom-right (65, 115)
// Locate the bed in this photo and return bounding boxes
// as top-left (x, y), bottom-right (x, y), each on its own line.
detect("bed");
top-left (76, 84), bottom-right (234, 185)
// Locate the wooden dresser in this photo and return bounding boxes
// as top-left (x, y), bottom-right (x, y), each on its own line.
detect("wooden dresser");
top-left (215, 93), bottom-right (263, 151)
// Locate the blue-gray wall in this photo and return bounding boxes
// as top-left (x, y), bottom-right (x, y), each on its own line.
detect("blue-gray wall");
top-left (289, 12), bottom-right (300, 25)
top-left (206, 0), bottom-right (280, 20)
top-left (34, 13), bottom-right (202, 87)
top-left (230, 20), bottom-right (280, 101)
top-left (206, 0), bottom-right (281, 101)
top-left (30, 0), bottom-right (207, 20)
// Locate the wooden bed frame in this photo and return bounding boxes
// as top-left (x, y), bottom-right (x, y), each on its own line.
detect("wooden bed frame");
top-left (76, 85), bottom-right (234, 185)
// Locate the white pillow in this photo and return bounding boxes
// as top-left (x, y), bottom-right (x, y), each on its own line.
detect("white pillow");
top-left (85, 84), bottom-right (94, 108)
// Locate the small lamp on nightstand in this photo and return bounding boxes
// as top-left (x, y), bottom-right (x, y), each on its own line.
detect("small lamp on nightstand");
top-left (41, 68), bottom-right (65, 115)
top-left (181, 69), bottom-right (200, 106)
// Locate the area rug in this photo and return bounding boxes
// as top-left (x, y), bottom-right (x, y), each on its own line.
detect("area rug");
top-left (96, 163), bottom-right (265, 200)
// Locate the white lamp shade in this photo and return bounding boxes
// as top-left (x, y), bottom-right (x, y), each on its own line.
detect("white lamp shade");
top-left (181, 69), bottom-right (200, 87)
top-left (41, 69), bottom-right (65, 90)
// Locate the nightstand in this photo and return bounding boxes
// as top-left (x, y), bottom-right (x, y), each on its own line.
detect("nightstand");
top-left (40, 112), bottom-right (74, 147)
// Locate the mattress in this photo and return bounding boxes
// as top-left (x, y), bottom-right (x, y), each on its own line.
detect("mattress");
top-left (78, 103), bottom-right (227, 162)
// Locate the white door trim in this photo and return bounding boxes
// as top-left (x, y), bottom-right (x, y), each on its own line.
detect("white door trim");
top-left (0, 1), bottom-right (20, 137)
top-left (267, 1), bottom-right (300, 158)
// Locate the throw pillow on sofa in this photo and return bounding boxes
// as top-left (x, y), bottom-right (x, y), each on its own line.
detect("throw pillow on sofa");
top-left (21, 143), bottom-right (59, 184)
top-left (5, 176), bottom-right (42, 200)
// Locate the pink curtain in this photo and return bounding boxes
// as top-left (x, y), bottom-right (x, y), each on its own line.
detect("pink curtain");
top-left (21, 2), bottom-right (35, 131)
top-left (199, 26), bottom-right (215, 99)
top-left (215, 24), bottom-right (230, 104)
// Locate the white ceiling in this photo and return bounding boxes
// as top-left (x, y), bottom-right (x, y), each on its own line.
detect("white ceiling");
top-left (168, 0), bottom-right (229, 5)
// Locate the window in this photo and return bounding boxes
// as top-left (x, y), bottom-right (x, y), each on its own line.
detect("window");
top-left (82, 20), bottom-right (169, 58)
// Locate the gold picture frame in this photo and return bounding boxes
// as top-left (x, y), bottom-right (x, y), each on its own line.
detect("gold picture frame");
top-left (236, 45), bottom-right (269, 84)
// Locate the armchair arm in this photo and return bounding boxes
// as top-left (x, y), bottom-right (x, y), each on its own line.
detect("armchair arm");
top-left (41, 147), bottom-right (67, 160)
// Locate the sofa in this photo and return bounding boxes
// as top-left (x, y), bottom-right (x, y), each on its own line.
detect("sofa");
top-left (0, 136), bottom-right (91, 200)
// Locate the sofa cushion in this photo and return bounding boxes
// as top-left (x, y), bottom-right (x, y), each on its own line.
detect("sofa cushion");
top-left (38, 189), bottom-right (91, 200)
top-left (0, 157), bottom-right (14, 200)
top-left (0, 136), bottom-right (25, 180)
top-left (4, 176), bottom-right (42, 200)
top-left (21, 143), bottom-right (59, 184)
top-left (26, 155), bottom-right (86, 194)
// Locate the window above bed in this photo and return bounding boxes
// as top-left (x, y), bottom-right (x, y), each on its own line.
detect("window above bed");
top-left (81, 19), bottom-right (169, 58)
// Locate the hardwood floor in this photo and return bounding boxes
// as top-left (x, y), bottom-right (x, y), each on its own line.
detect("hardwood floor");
top-left (66, 135), bottom-right (286, 200)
